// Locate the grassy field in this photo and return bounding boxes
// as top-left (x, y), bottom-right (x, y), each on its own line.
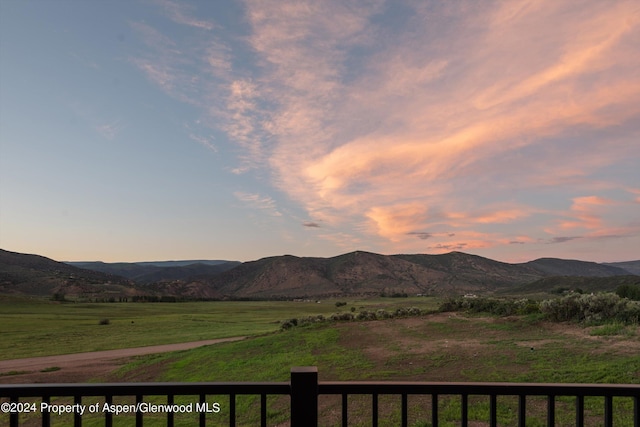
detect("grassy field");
top-left (105, 313), bottom-right (639, 426)
top-left (2, 296), bottom-right (639, 426)
top-left (0, 295), bottom-right (439, 359)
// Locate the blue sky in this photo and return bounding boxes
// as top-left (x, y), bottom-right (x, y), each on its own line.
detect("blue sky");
top-left (1, 0), bottom-right (639, 263)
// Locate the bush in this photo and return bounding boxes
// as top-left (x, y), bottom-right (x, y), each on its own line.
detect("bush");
top-left (98, 318), bottom-right (110, 325)
top-left (330, 312), bottom-right (354, 321)
top-left (280, 320), bottom-right (295, 330)
top-left (335, 301), bottom-right (347, 307)
top-left (376, 309), bottom-right (391, 319)
top-left (394, 307), bottom-right (409, 317)
top-left (540, 292), bottom-right (640, 324)
top-left (616, 284), bottom-right (640, 301)
top-left (51, 292), bottom-right (66, 302)
top-left (279, 304), bottom-right (427, 331)
top-left (408, 307), bottom-right (422, 316)
top-left (355, 310), bottom-right (377, 321)
top-left (438, 297), bottom-right (540, 316)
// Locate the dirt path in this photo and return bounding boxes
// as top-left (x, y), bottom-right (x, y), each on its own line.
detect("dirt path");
top-left (0, 337), bottom-right (245, 383)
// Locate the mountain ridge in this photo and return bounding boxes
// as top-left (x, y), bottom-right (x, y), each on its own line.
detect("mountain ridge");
top-left (1, 248), bottom-right (638, 299)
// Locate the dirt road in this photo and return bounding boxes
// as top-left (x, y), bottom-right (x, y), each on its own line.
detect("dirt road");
top-left (0, 337), bottom-right (245, 383)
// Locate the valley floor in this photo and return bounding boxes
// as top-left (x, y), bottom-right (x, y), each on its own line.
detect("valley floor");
top-left (0, 337), bottom-right (245, 384)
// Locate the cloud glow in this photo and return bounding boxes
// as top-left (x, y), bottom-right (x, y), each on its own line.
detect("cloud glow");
top-left (15, 0), bottom-right (631, 262)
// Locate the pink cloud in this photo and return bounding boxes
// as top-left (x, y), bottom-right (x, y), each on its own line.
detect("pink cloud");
top-left (129, 0), bottom-right (640, 257)
top-left (365, 203), bottom-right (430, 241)
top-left (557, 196), bottom-right (616, 230)
top-left (234, 192), bottom-right (282, 217)
top-left (156, 0), bottom-right (215, 30)
top-left (475, 209), bottom-right (530, 224)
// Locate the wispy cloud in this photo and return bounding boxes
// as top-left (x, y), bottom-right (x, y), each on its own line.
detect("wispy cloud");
top-left (156, 0), bottom-right (215, 30)
top-left (130, 0), bottom-right (640, 257)
top-left (234, 191), bottom-right (282, 217)
top-left (95, 121), bottom-right (122, 140)
top-left (557, 196), bottom-right (615, 230)
top-left (546, 236), bottom-right (583, 244)
top-left (188, 133), bottom-right (217, 153)
top-left (240, 0), bottom-right (640, 253)
top-left (407, 232), bottom-right (433, 240)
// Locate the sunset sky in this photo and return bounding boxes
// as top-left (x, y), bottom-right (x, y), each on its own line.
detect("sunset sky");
top-left (1, 0), bottom-right (639, 263)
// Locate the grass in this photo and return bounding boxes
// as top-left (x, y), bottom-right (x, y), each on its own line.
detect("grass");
top-left (2, 297), bottom-right (638, 426)
top-left (590, 320), bottom-right (628, 336)
top-left (85, 313), bottom-right (638, 426)
top-left (0, 296), bottom-right (440, 359)
top-left (113, 324), bottom-right (374, 383)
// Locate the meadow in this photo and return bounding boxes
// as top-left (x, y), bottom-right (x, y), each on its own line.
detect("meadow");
top-left (1, 295), bottom-right (639, 426)
top-left (0, 295), bottom-right (439, 359)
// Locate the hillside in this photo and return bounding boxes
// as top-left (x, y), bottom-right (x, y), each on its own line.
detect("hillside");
top-left (167, 251), bottom-right (629, 299)
top-left (503, 275), bottom-right (640, 296)
top-left (0, 249), bottom-right (133, 297)
top-left (521, 258), bottom-right (630, 276)
top-left (67, 260), bottom-right (241, 284)
top-left (603, 260), bottom-right (640, 276)
top-left (2, 248), bottom-right (638, 300)
top-left (186, 251), bottom-right (638, 299)
top-left (393, 252), bottom-right (542, 289)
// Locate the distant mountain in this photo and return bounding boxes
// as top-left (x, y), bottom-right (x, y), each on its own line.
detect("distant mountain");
top-left (0, 249), bottom-right (132, 297)
top-left (521, 258), bottom-right (630, 276)
top-left (67, 260), bottom-right (241, 284)
top-left (602, 260), bottom-right (640, 276)
top-left (135, 260), bottom-right (236, 267)
top-left (504, 275), bottom-right (640, 296)
top-left (185, 252), bottom-right (638, 299)
top-left (169, 251), bottom-right (581, 299)
top-left (2, 248), bottom-right (638, 300)
top-left (393, 252), bottom-right (542, 289)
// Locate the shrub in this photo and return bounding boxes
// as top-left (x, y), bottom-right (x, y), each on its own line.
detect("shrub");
top-left (98, 318), bottom-right (110, 325)
top-left (394, 307), bottom-right (409, 317)
top-left (376, 309), bottom-right (391, 319)
top-left (438, 297), bottom-right (540, 317)
top-left (51, 292), bottom-right (66, 302)
top-left (356, 310), bottom-right (377, 321)
top-left (335, 301), bottom-right (347, 307)
top-left (408, 307), bottom-right (422, 316)
top-left (439, 297), bottom-right (463, 313)
top-left (280, 320), bottom-right (295, 330)
top-left (616, 284), bottom-right (640, 301)
top-left (540, 292), bottom-right (640, 325)
top-left (330, 312), bottom-right (354, 321)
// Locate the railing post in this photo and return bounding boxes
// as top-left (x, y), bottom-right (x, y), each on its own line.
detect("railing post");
top-left (290, 366), bottom-right (318, 427)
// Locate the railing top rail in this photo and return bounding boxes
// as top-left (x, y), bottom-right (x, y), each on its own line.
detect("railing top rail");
top-left (2, 381), bottom-right (638, 398)
top-left (319, 381), bottom-right (640, 396)
top-left (0, 382), bottom-right (290, 398)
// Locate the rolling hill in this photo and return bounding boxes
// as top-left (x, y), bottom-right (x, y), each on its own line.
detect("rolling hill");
top-left (520, 258), bottom-right (630, 276)
top-left (1, 248), bottom-right (638, 299)
top-left (603, 260), bottom-right (640, 276)
top-left (504, 275), bottom-right (640, 295)
top-left (0, 249), bottom-right (133, 297)
top-left (159, 251), bottom-right (638, 299)
top-left (67, 260), bottom-right (241, 284)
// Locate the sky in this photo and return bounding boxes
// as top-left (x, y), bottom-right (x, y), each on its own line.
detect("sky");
top-left (1, 0), bottom-right (639, 264)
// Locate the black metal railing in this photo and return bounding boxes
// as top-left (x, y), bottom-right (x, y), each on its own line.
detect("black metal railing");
top-left (1, 366), bottom-right (638, 426)
top-left (319, 380), bottom-right (640, 427)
